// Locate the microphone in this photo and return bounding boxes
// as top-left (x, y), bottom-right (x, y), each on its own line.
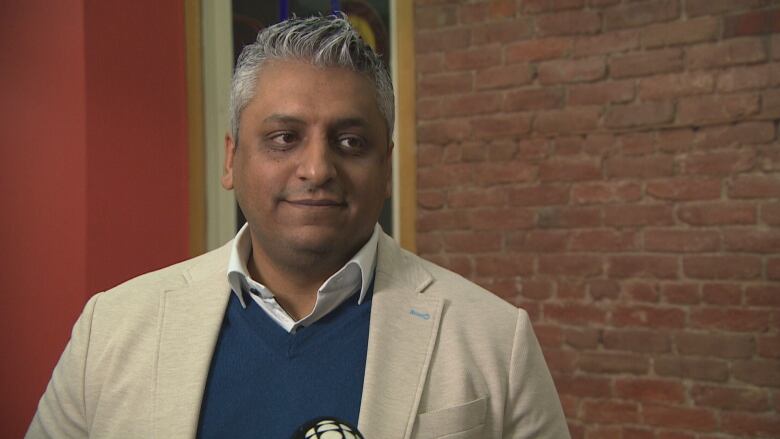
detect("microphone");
top-left (290, 417), bottom-right (365, 439)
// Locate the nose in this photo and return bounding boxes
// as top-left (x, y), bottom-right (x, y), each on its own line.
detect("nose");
top-left (296, 136), bottom-right (336, 186)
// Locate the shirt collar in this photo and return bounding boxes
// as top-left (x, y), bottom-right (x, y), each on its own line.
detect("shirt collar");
top-left (227, 223), bottom-right (380, 310)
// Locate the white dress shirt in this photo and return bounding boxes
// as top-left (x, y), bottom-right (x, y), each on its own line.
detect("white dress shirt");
top-left (227, 223), bottom-right (379, 333)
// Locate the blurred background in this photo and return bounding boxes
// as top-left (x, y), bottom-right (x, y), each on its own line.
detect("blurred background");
top-left (1, 1), bottom-right (778, 438)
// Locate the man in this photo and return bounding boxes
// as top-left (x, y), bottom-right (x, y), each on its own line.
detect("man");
top-left (28, 15), bottom-right (569, 438)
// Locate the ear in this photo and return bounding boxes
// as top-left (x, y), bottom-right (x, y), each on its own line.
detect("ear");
top-left (221, 133), bottom-right (236, 190)
top-left (384, 141), bottom-right (394, 198)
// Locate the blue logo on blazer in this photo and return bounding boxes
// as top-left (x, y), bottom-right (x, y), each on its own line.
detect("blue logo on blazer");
top-left (409, 309), bottom-right (431, 320)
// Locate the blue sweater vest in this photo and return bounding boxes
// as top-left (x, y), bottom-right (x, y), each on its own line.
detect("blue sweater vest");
top-left (197, 284), bottom-right (373, 438)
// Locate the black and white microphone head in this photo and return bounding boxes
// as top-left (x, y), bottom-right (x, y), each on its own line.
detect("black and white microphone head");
top-left (290, 417), bottom-right (365, 439)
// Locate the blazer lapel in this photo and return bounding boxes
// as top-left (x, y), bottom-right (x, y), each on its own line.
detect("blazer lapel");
top-left (153, 268), bottom-right (231, 438)
top-left (359, 234), bottom-right (442, 439)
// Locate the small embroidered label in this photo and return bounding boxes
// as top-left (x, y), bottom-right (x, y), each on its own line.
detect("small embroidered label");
top-left (409, 309), bottom-right (431, 320)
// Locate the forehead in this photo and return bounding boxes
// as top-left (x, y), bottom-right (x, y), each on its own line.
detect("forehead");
top-left (242, 59), bottom-right (384, 127)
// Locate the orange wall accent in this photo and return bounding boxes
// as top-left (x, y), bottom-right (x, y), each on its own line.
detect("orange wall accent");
top-left (0, 2), bottom-right (190, 436)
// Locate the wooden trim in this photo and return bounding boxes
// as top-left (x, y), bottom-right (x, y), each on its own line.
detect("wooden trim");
top-left (393, 0), bottom-right (417, 252)
top-left (184, 0), bottom-right (206, 256)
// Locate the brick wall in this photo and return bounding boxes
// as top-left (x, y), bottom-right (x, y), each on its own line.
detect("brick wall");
top-left (414, 1), bottom-right (779, 437)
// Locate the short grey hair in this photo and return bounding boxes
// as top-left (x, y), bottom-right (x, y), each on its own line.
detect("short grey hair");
top-left (230, 14), bottom-right (395, 142)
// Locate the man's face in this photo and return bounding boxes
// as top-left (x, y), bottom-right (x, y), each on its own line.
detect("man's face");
top-left (222, 59), bottom-right (392, 268)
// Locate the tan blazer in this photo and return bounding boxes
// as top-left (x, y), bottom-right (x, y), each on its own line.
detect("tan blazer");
top-left (27, 232), bottom-right (569, 438)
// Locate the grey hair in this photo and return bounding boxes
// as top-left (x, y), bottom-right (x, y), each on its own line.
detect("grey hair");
top-left (230, 14), bottom-right (395, 142)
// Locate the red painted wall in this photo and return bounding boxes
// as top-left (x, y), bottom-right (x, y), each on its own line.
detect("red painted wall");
top-left (0, 2), bottom-right (189, 437)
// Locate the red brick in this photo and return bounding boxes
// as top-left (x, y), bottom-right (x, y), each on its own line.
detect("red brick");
top-left (626, 282), bottom-right (660, 302)
top-left (683, 150), bottom-right (757, 176)
top-left (543, 348), bottom-right (578, 373)
top-left (606, 155), bottom-right (674, 179)
top-left (415, 5), bottom-right (458, 29)
top-left (657, 128), bottom-right (696, 153)
top-left (638, 72), bottom-right (715, 100)
top-left (774, 33), bottom-right (780, 60)
top-left (507, 185), bottom-right (569, 206)
top-left (570, 230), bottom-right (638, 252)
top-left (578, 352), bottom-right (649, 374)
top-left (416, 28), bottom-right (471, 54)
top-left (539, 254), bottom-right (603, 277)
top-left (655, 356), bottom-right (729, 382)
top-left (615, 378), bottom-right (686, 403)
top-left (416, 53), bottom-right (444, 74)
top-left (691, 385), bottom-right (770, 411)
top-left (721, 412), bottom-right (780, 437)
top-left (417, 144), bottom-right (444, 166)
top-left (758, 335), bottom-right (780, 358)
top-left (724, 229), bottom-right (780, 253)
top-left (645, 229), bottom-right (720, 252)
top-left (745, 284), bottom-right (780, 307)
top-left (762, 88), bottom-right (780, 117)
top-left (475, 64), bottom-right (533, 90)
top-left (604, 0), bottom-right (680, 30)
top-left (762, 202), bottom-right (780, 225)
top-left (733, 360), bottom-right (780, 387)
top-left (417, 99), bottom-right (442, 120)
top-left (437, 92), bottom-right (502, 117)
top-left (686, 0), bottom-right (773, 17)
top-left (643, 404), bottom-right (718, 432)
top-left (729, 175), bottom-right (780, 199)
top-left (460, 142), bottom-right (488, 163)
top-left (603, 329), bottom-right (671, 353)
top-left (471, 20), bottom-right (534, 45)
top-left (684, 255), bottom-right (762, 280)
top-left (444, 46), bottom-right (501, 70)
top-left (584, 426), bottom-right (621, 439)
top-left (610, 48), bottom-right (684, 78)
top-left (553, 136), bottom-right (585, 155)
top-left (612, 305), bottom-right (686, 328)
top-left (641, 16), bottom-right (720, 48)
top-left (458, 0), bottom-right (516, 23)
top-left (696, 121), bottom-right (775, 150)
top-left (769, 257), bottom-right (780, 280)
top-left (535, 107), bottom-right (601, 134)
top-left (717, 64), bottom-right (774, 92)
top-left (470, 113), bottom-right (532, 140)
top-left (573, 30), bottom-right (639, 56)
top-left (538, 57), bottom-right (606, 85)
top-left (563, 327), bottom-right (600, 349)
top-left (537, 206), bottom-right (602, 228)
top-left (418, 72), bottom-right (473, 97)
top-left (624, 428), bottom-right (655, 439)
top-left (418, 163), bottom-right (472, 188)
top-left (522, 0), bottom-right (585, 13)
top-left (539, 159), bottom-right (601, 182)
top-left (469, 207), bottom-right (536, 231)
top-left (515, 139), bottom-right (550, 160)
top-left (582, 400), bottom-right (640, 423)
top-left (609, 255), bottom-right (679, 279)
top-left (678, 202), bottom-right (757, 226)
top-left (587, 279), bottom-right (619, 300)
top-left (442, 231), bottom-right (502, 253)
top-left (571, 182), bottom-right (642, 205)
top-left (536, 10), bottom-right (601, 36)
top-left (504, 88), bottom-right (564, 111)
top-left (675, 332), bottom-right (755, 359)
top-left (417, 209), bottom-right (469, 232)
top-left (569, 80), bottom-right (634, 105)
top-left (661, 283), bottom-right (701, 304)
top-left (474, 254), bottom-right (534, 277)
top-left (557, 280), bottom-right (588, 300)
top-left (617, 132), bottom-right (655, 155)
top-left (678, 94), bottom-right (760, 125)
top-left (687, 38), bottom-right (767, 70)
top-left (553, 374), bottom-right (612, 398)
top-left (417, 190), bottom-right (446, 210)
top-left (518, 279), bottom-right (555, 300)
top-left (702, 283), bottom-right (743, 305)
top-left (545, 303), bottom-right (607, 326)
top-left (646, 178), bottom-right (722, 201)
top-left (691, 308), bottom-right (771, 332)
top-left (605, 204), bottom-right (674, 227)
top-left (605, 102), bottom-right (675, 128)
top-left (505, 37), bottom-right (572, 63)
top-left (416, 233), bottom-right (443, 255)
top-left (446, 187), bottom-right (506, 208)
top-left (473, 162), bottom-right (535, 186)
top-left (723, 8), bottom-right (780, 37)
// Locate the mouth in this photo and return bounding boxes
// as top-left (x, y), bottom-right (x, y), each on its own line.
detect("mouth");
top-left (284, 199), bottom-right (347, 208)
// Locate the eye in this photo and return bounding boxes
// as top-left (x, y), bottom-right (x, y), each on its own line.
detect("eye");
top-left (267, 131), bottom-right (298, 149)
top-left (337, 135), bottom-right (366, 153)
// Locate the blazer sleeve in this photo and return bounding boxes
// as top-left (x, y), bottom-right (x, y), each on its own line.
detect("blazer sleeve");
top-left (26, 294), bottom-right (99, 439)
top-left (504, 309), bottom-right (571, 438)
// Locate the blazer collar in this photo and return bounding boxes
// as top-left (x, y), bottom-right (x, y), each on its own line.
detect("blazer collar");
top-left (358, 232), bottom-right (442, 439)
